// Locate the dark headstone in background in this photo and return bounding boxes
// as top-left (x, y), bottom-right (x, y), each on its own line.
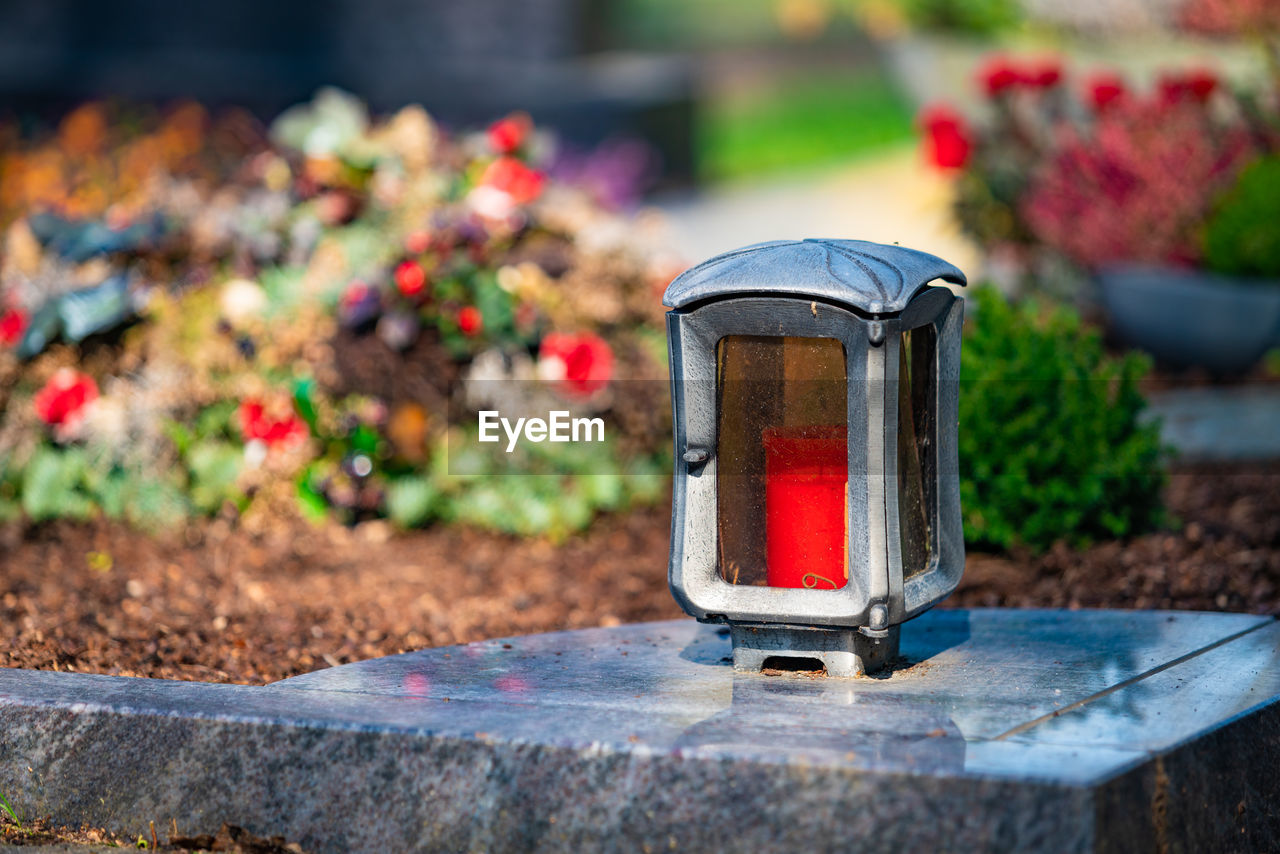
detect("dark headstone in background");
top-left (0, 0), bottom-right (694, 182)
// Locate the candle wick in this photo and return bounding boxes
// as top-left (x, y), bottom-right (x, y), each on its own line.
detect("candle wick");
top-left (802, 573), bottom-right (837, 590)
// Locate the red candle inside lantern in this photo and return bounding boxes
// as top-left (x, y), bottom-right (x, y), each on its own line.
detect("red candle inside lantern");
top-left (763, 425), bottom-right (848, 589)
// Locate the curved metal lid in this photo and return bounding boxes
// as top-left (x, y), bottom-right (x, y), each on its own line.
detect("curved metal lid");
top-left (663, 239), bottom-right (967, 314)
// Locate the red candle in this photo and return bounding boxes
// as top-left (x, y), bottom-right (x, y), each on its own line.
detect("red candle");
top-left (762, 425), bottom-right (848, 589)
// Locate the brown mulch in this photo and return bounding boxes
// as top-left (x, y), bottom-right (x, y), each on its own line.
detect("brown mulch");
top-left (0, 813), bottom-right (127, 848)
top-left (0, 502), bottom-right (678, 684)
top-left (167, 823), bottom-right (304, 853)
top-left (958, 463), bottom-right (1280, 612)
top-left (2, 463), bottom-right (1278, 686)
top-left (1, 815), bottom-right (303, 851)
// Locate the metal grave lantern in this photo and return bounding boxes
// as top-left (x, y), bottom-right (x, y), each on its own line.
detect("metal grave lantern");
top-left (664, 239), bottom-right (967, 677)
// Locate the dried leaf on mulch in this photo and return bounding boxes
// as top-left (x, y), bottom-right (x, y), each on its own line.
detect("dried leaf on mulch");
top-left (170, 823), bottom-right (304, 853)
top-left (0, 812), bottom-right (125, 848)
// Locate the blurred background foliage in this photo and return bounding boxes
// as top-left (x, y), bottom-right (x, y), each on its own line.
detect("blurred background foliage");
top-left (0, 94), bottom-right (673, 539)
top-left (699, 67), bottom-right (914, 181)
top-left (1, 0), bottom-right (1277, 553)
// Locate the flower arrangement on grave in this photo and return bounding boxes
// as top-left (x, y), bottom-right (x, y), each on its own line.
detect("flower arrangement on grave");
top-left (919, 56), bottom-right (1278, 281)
top-left (917, 23), bottom-right (1280, 370)
top-left (0, 90), bottom-right (673, 536)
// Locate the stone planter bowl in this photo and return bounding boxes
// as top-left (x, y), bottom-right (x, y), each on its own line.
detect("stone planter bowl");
top-left (1097, 265), bottom-right (1280, 375)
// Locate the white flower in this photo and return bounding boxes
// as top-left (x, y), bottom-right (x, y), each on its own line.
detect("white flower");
top-left (243, 439), bottom-right (268, 469)
top-left (467, 185), bottom-right (516, 220)
top-left (536, 355), bottom-right (567, 383)
top-left (80, 394), bottom-right (127, 447)
top-left (220, 278), bottom-right (268, 323)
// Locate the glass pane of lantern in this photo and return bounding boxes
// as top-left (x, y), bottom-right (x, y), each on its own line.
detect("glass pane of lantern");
top-left (898, 328), bottom-right (935, 580)
top-left (716, 335), bottom-right (847, 589)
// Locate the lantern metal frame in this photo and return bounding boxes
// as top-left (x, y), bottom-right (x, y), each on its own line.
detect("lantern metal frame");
top-left (663, 239), bottom-right (967, 676)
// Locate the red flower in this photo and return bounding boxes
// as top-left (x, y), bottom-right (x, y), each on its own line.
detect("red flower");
top-left (394, 260), bottom-right (427, 298)
top-left (457, 306), bottom-right (483, 337)
top-left (341, 280), bottom-right (372, 309)
top-left (33, 369), bottom-right (98, 431)
top-left (977, 57), bottom-right (1022, 97)
top-left (238, 399), bottom-right (308, 448)
top-left (1184, 68), bottom-right (1219, 101)
top-left (978, 55), bottom-right (1063, 97)
top-left (1027, 60), bottom-right (1062, 89)
top-left (481, 156), bottom-right (546, 205)
top-left (919, 105), bottom-right (972, 171)
top-left (0, 307), bottom-right (27, 347)
top-left (487, 113), bottom-right (532, 155)
top-left (1086, 73), bottom-right (1127, 110)
top-left (403, 229), bottom-right (433, 255)
top-left (1158, 69), bottom-right (1217, 105)
top-left (539, 332), bottom-right (614, 398)
top-left (1157, 74), bottom-right (1186, 104)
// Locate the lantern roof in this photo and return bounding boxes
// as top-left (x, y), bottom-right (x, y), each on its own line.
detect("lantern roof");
top-left (662, 239), bottom-right (967, 314)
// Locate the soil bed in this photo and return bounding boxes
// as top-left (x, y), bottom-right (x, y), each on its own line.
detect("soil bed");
top-left (0, 816), bottom-right (299, 851)
top-left (2, 463), bottom-right (1277, 685)
top-left (0, 813), bottom-right (126, 849)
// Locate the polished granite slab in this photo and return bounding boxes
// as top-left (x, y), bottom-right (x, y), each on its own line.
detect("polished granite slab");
top-left (1, 609), bottom-right (1277, 853)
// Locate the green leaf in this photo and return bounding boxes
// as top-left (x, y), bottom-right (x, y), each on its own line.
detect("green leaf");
top-left (0, 789), bottom-right (23, 827)
top-left (257, 265), bottom-right (308, 316)
top-left (124, 480), bottom-right (190, 530)
top-left (1203, 155), bottom-right (1280, 278)
top-left (293, 378), bottom-right (320, 435)
top-left (295, 470), bottom-right (330, 523)
top-left (195, 401), bottom-right (239, 441)
top-left (472, 271), bottom-right (515, 339)
top-left (20, 447), bottom-right (93, 521)
top-left (187, 442), bottom-right (245, 514)
top-left (94, 469), bottom-right (129, 519)
top-left (386, 476), bottom-right (439, 528)
top-left (164, 420), bottom-right (194, 456)
top-left (350, 423), bottom-right (380, 456)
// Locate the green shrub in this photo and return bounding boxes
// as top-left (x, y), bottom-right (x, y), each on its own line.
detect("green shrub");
top-left (1203, 155), bottom-right (1280, 278)
top-left (899, 0), bottom-right (1022, 34)
top-left (958, 286), bottom-right (1166, 552)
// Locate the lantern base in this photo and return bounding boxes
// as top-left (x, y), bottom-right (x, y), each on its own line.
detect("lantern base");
top-left (729, 622), bottom-right (900, 678)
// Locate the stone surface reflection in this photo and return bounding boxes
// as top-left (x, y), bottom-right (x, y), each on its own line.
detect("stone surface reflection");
top-left (2, 608), bottom-right (1278, 852)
